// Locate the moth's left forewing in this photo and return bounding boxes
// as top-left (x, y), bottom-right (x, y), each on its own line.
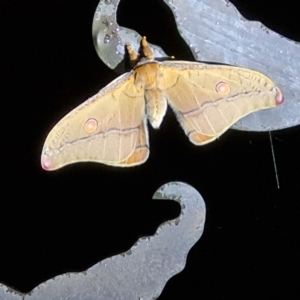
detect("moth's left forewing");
top-left (159, 61), bottom-right (283, 145)
top-left (41, 72), bottom-right (148, 170)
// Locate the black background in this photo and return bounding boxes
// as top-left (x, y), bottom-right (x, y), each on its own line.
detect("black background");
top-left (1, 0), bottom-right (299, 298)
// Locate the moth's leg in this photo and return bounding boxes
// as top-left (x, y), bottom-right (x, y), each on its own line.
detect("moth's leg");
top-left (140, 36), bottom-right (154, 60)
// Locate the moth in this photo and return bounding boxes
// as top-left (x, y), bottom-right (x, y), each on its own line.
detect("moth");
top-left (41, 37), bottom-right (284, 170)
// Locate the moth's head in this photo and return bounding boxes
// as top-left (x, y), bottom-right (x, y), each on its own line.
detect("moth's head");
top-left (125, 36), bottom-right (156, 69)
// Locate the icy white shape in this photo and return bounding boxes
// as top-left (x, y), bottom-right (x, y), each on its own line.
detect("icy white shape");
top-left (92, 0), bottom-right (300, 131)
top-left (0, 182), bottom-right (206, 300)
top-left (92, 0), bottom-right (167, 72)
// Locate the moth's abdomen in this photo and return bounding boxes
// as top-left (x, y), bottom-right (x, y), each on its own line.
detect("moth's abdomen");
top-left (145, 89), bottom-right (167, 129)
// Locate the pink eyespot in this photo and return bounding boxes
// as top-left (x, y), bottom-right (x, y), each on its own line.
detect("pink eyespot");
top-left (215, 82), bottom-right (230, 94)
top-left (84, 118), bottom-right (98, 133)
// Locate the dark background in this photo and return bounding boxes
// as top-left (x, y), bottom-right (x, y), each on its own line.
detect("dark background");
top-left (1, 0), bottom-right (299, 298)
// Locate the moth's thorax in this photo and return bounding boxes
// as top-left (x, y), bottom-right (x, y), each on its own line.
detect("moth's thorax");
top-left (133, 62), bottom-right (163, 89)
top-left (134, 62), bottom-right (167, 129)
